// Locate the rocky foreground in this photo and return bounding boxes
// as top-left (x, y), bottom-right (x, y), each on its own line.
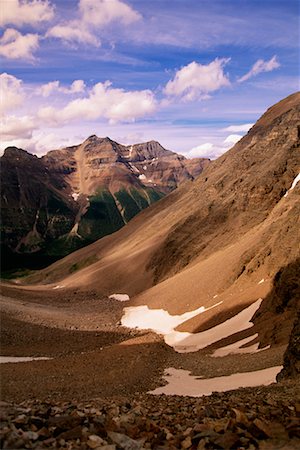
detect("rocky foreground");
top-left (1, 380), bottom-right (299, 450)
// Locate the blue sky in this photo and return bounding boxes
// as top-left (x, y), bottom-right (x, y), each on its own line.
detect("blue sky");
top-left (0, 0), bottom-right (299, 158)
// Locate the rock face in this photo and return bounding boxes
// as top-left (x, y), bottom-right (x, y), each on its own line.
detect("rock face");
top-left (0, 138), bottom-right (209, 271)
top-left (277, 310), bottom-right (300, 380)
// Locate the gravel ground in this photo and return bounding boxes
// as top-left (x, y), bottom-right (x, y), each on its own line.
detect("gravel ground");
top-left (1, 285), bottom-right (298, 448)
top-left (1, 380), bottom-right (299, 449)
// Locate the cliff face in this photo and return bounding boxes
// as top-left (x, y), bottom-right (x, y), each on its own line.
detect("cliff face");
top-left (0, 138), bottom-right (209, 271)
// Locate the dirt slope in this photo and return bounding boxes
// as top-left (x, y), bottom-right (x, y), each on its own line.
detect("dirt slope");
top-left (19, 92), bottom-right (300, 349)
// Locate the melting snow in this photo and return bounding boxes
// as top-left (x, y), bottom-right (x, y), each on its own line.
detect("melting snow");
top-left (149, 366), bottom-right (282, 397)
top-left (138, 174), bottom-right (147, 180)
top-left (109, 293), bottom-right (130, 302)
top-left (121, 299), bottom-right (262, 353)
top-left (72, 193), bottom-right (80, 201)
top-left (0, 356), bottom-right (51, 364)
top-left (284, 172), bottom-right (300, 197)
top-left (212, 333), bottom-right (270, 357)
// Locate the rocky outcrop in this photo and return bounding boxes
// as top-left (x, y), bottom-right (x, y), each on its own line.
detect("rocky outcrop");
top-left (277, 310), bottom-right (300, 380)
top-left (0, 138), bottom-right (209, 272)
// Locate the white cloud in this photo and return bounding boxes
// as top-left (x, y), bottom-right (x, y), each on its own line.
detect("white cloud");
top-left (79, 0), bottom-right (141, 26)
top-left (238, 56), bottom-right (280, 83)
top-left (47, 0), bottom-right (141, 47)
top-left (164, 58), bottom-right (230, 101)
top-left (0, 73), bottom-right (25, 114)
top-left (38, 81), bottom-right (157, 125)
top-left (0, 131), bottom-right (80, 156)
top-left (0, 28), bottom-right (39, 60)
top-left (185, 143), bottom-right (214, 159)
top-left (185, 137), bottom-right (241, 160)
top-left (223, 123), bottom-right (254, 132)
top-left (1, 115), bottom-right (36, 139)
top-left (37, 79), bottom-right (86, 97)
top-left (223, 134), bottom-right (242, 145)
top-left (0, 0), bottom-right (54, 27)
top-left (46, 23), bottom-right (100, 47)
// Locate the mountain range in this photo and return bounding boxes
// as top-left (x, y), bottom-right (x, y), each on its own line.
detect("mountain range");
top-left (1, 93), bottom-right (299, 436)
top-left (26, 92), bottom-right (300, 352)
top-left (0, 138), bottom-right (209, 272)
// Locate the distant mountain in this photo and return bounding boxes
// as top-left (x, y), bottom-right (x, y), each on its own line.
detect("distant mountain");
top-left (28, 92), bottom-right (299, 352)
top-left (0, 137), bottom-right (209, 272)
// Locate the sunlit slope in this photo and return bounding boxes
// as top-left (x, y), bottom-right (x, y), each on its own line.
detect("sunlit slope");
top-left (25, 92), bottom-right (299, 324)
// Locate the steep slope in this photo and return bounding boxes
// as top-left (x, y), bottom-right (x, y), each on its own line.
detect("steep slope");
top-left (26, 92), bottom-right (300, 350)
top-left (1, 137), bottom-right (208, 272)
top-left (0, 147), bottom-right (77, 271)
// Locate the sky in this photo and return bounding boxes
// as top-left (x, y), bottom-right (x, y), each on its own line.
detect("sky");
top-left (0, 0), bottom-right (299, 159)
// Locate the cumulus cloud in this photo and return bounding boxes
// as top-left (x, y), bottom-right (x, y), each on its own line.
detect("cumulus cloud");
top-left (47, 0), bottom-right (141, 47)
top-left (164, 58), bottom-right (230, 101)
top-left (79, 0), bottom-right (141, 26)
top-left (37, 80), bottom-right (86, 97)
top-left (0, 0), bottom-right (54, 27)
top-left (0, 73), bottom-right (25, 114)
top-left (1, 115), bottom-right (36, 139)
top-left (223, 123), bottom-right (254, 132)
top-left (223, 134), bottom-right (242, 145)
top-left (38, 81), bottom-right (157, 124)
top-left (0, 28), bottom-right (39, 60)
top-left (0, 132), bottom-right (80, 155)
top-left (46, 23), bottom-right (100, 47)
top-left (186, 134), bottom-right (243, 160)
top-left (238, 56), bottom-right (280, 83)
top-left (185, 143), bottom-right (215, 159)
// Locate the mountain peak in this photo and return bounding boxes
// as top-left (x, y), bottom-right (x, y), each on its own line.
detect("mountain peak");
top-left (254, 91), bottom-right (300, 130)
top-left (2, 147), bottom-right (37, 160)
top-left (86, 134), bottom-right (98, 141)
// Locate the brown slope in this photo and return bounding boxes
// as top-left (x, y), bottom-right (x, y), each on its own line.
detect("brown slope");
top-left (25, 92), bottom-right (299, 286)
top-left (23, 93), bottom-right (299, 351)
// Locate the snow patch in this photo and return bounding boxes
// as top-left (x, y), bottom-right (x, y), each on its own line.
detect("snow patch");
top-left (149, 366), bottom-right (282, 397)
top-left (143, 165), bottom-right (147, 170)
top-left (72, 193), bottom-right (80, 201)
top-left (138, 174), bottom-right (147, 181)
top-left (0, 356), bottom-right (51, 364)
top-left (284, 172), bottom-right (300, 197)
top-left (121, 299), bottom-right (262, 353)
top-left (212, 333), bottom-right (270, 357)
top-left (53, 285), bottom-right (64, 290)
top-left (258, 278), bottom-right (265, 285)
top-left (109, 293), bottom-right (130, 302)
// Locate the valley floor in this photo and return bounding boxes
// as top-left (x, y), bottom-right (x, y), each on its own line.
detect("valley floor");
top-left (0, 285), bottom-right (299, 449)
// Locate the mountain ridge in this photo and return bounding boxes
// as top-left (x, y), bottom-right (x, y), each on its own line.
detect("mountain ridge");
top-left (0, 137), bottom-right (209, 272)
top-left (24, 92), bottom-right (300, 353)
